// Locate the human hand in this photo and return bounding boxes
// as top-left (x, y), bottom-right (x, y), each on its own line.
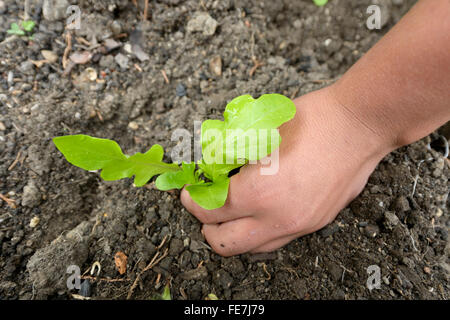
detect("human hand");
top-left (181, 86), bottom-right (392, 256)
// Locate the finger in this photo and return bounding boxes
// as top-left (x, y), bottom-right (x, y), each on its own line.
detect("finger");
top-left (180, 175), bottom-right (252, 224)
top-left (249, 234), bottom-right (299, 254)
top-left (202, 217), bottom-right (273, 256)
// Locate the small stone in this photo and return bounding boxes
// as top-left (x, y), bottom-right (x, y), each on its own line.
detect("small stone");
top-left (99, 55), bottom-right (115, 68)
top-left (114, 53), bottom-right (129, 69)
top-left (319, 223), bottom-right (339, 238)
top-left (110, 21), bottom-right (122, 35)
top-left (41, 50), bottom-right (58, 63)
top-left (169, 238), bottom-right (184, 256)
top-left (384, 211), bottom-right (400, 230)
top-left (18, 61), bottom-right (35, 75)
top-left (7, 71), bottom-right (13, 87)
top-left (176, 83), bottom-right (186, 97)
top-left (189, 240), bottom-right (204, 252)
top-left (423, 266), bottom-right (431, 274)
top-left (394, 196), bottom-right (410, 212)
top-left (30, 216), bottom-right (40, 228)
top-left (0, 121), bottom-right (6, 131)
top-left (22, 181), bottom-right (41, 207)
top-left (186, 12), bottom-right (218, 36)
top-left (363, 224), bottom-right (379, 238)
top-left (209, 55), bottom-right (222, 76)
top-left (128, 121), bottom-right (139, 130)
top-left (42, 0), bottom-right (70, 21)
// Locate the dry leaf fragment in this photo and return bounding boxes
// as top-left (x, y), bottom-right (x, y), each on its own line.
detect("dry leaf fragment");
top-left (114, 251), bottom-right (128, 275)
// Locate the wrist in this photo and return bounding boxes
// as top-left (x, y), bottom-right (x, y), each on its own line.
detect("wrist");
top-left (325, 82), bottom-right (403, 155)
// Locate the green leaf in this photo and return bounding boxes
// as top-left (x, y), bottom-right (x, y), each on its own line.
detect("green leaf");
top-left (201, 94), bottom-right (296, 165)
top-left (207, 293), bottom-right (219, 300)
top-left (7, 23), bottom-right (25, 36)
top-left (186, 177), bottom-right (230, 210)
top-left (198, 159), bottom-right (243, 182)
top-left (155, 162), bottom-right (197, 190)
top-left (313, 0), bottom-right (328, 6)
top-left (53, 135), bottom-right (180, 187)
top-left (161, 284), bottom-right (171, 300)
top-left (21, 20), bottom-right (36, 32)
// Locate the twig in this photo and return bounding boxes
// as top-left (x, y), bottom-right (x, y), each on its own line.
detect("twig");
top-left (143, 0), bottom-right (149, 21)
top-left (62, 32), bottom-right (72, 69)
top-left (8, 150), bottom-right (22, 171)
top-left (80, 275), bottom-right (129, 282)
top-left (249, 56), bottom-right (263, 77)
top-left (0, 193), bottom-right (16, 209)
top-left (127, 247), bottom-right (169, 299)
top-left (161, 70), bottom-right (170, 84)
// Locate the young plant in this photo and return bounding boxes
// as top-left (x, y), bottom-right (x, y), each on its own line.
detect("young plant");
top-left (7, 20), bottom-right (36, 38)
top-left (313, 0), bottom-right (328, 6)
top-left (53, 94), bottom-right (296, 210)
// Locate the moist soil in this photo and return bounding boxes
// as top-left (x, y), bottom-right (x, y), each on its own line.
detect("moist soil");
top-left (0, 0), bottom-right (449, 300)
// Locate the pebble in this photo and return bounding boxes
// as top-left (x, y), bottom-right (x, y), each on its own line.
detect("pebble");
top-left (22, 181), bottom-right (41, 207)
top-left (41, 50), bottom-right (58, 63)
top-left (128, 121), bottom-right (138, 130)
top-left (42, 0), bottom-right (69, 21)
top-left (169, 238), bottom-right (184, 256)
top-left (176, 83), bottom-right (186, 97)
top-left (384, 211), bottom-right (400, 230)
top-left (363, 224), bottom-right (379, 238)
top-left (99, 55), bottom-right (115, 69)
top-left (29, 216), bottom-right (40, 228)
top-left (0, 121), bottom-right (5, 131)
top-left (7, 71), bottom-right (13, 87)
top-left (209, 55), bottom-right (222, 76)
top-left (186, 12), bottom-right (218, 36)
top-left (110, 21), bottom-right (122, 35)
top-left (18, 61), bottom-right (35, 75)
top-left (394, 196), bottom-right (410, 212)
top-left (114, 53), bottom-right (129, 69)
top-left (319, 223), bottom-right (339, 238)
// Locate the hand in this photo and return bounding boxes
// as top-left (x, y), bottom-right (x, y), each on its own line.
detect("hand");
top-left (181, 86), bottom-right (392, 256)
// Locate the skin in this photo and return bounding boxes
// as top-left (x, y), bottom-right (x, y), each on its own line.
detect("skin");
top-left (181, 0), bottom-right (450, 256)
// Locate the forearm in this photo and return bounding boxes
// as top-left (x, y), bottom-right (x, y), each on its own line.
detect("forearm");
top-left (330, 0), bottom-right (450, 152)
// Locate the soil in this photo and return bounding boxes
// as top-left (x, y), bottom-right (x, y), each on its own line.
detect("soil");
top-left (0, 0), bottom-right (449, 300)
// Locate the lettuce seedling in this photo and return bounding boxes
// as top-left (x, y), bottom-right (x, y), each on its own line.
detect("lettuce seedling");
top-left (53, 94), bottom-right (296, 210)
top-left (7, 20), bottom-right (36, 38)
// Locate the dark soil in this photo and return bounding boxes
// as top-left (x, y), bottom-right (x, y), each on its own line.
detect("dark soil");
top-left (0, 0), bottom-right (448, 300)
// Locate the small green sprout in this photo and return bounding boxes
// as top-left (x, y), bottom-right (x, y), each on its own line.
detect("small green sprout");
top-left (7, 20), bottom-right (36, 38)
top-left (313, 0), bottom-right (328, 6)
top-left (53, 94), bottom-right (296, 210)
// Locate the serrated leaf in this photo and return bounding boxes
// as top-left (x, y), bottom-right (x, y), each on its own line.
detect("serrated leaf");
top-left (155, 162), bottom-right (197, 190)
top-left (186, 177), bottom-right (230, 210)
top-left (7, 23), bottom-right (25, 36)
top-left (201, 94), bottom-right (296, 178)
top-left (53, 134), bottom-right (179, 187)
top-left (21, 20), bottom-right (36, 32)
